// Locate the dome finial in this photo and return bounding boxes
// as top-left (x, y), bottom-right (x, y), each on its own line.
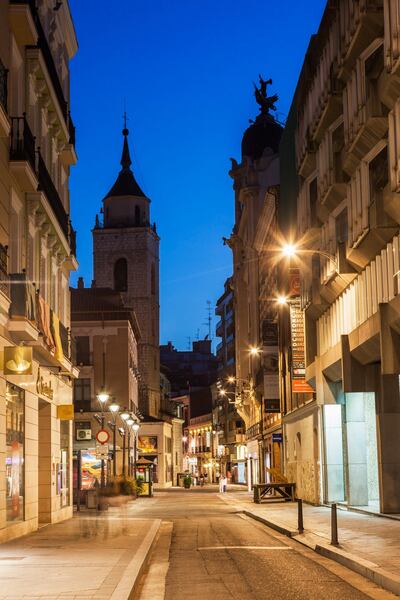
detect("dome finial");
top-left (121, 111), bottom-right (132, 170)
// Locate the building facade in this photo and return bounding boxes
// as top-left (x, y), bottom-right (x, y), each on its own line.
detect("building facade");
top-left (0, 0), bottom-right (78, 541)
top-left (226, 78), bottom-right (282, 487)
top-left (93, 127), bottom-right (160, 418)
top-left (282, 0), bottom-right (400, 513)
top-left (214, 277), bottom-right (246, 483)
top-left (71, 285), bottom-right (141, 480)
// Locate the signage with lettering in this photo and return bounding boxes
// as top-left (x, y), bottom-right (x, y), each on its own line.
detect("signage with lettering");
top-left (289, 278), bottom-right (314, 395)
top-left (36, 368), bottom-right (54, 400)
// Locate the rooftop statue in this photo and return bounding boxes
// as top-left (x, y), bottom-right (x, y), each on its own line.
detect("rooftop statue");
top-left (254, 75), bottom-right (278, 114)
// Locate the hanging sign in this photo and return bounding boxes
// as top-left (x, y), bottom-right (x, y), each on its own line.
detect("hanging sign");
top-left (4, 346), bottom-right (33, 375)
top-left (57, 405), bottom-right (74, 420)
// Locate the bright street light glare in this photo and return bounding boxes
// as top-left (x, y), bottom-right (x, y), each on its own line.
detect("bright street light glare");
top-left (282, 243), bottom-right (296, 257)
top-left (120, 411), bottom-right (130, 421)
top-left (227, 376), bottom-right (235, 383)
top-left (126, 418), bottom-right (134, 426)
top-left (277, 295), bottom-right (288, 305)
top-left (249, 346), bottom-right (261, 356)
top-left (219, 389), bottom-right (227, 396)
top-left (97, 390), bottom-right (109, 403)
top-left (109, 403), bottom-right (119, 413)
top-left (132, 423), bottom-right (140, 432)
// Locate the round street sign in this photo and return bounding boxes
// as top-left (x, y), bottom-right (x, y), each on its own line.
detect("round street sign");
top-left (96, 429), bottom-right (110, 444)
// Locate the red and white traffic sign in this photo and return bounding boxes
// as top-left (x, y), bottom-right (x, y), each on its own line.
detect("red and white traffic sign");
top-left (96, 429), bottom-right (110, 444)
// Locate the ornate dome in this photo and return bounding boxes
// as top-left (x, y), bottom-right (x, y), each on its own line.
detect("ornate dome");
top-left (241, 75), bottom-right (283, 160)
top-left (241, 113), bottom-right (283, 160)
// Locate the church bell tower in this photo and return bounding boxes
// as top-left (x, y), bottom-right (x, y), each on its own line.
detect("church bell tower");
top-left (93, 124), bottom-right (160, 418)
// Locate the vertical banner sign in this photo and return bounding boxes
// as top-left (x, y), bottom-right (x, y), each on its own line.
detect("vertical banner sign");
top-left (289, 269), bottom-right (314, 394)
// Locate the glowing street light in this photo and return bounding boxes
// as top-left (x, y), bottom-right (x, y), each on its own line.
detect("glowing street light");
top-left (97, 389), bottom-right (109, 404)
top-left (277, 295), bottom-right (288, 305)
top-left (282, 243), bottom-right (297, 257)
top-left (249, 346), bottom-right (261, 356)
top-left (109, 403), bottom-right (119, 413)
top-left (120, 410), bottom-right (130, 421)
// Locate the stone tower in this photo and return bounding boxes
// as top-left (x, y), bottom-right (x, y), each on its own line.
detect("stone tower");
top-left (93, 125), bottom-right (160, 418)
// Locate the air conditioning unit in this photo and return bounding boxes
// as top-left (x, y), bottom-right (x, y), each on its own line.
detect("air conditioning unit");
top-left (76, 429), bottom-right (91, 441)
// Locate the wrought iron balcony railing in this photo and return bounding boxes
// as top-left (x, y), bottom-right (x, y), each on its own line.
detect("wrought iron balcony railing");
top-left (10, 115), bottom-right (36, 174)
top-left (0, 59), bottom-right (8, 113)
top-left (0, 245), bottom-right (9, 298)
top-left (37, 152), bottom-right (69, 239)
top-left (245, 420), bottom-right (262, 440)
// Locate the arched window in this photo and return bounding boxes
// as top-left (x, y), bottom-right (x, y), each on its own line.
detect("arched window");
top-left (114, 258), bottom-right (128, 291)
top-left (135, 205), bottom-right (140, 226)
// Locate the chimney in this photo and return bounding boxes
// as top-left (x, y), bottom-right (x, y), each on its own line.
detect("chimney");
top-left (77, 277), bottom-right (84, 289)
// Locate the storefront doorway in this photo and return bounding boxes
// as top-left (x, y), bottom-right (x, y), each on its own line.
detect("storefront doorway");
top-left (323, 392), bottom-right (380, 510)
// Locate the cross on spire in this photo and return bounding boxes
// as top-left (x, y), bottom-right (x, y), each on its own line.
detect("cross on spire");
top-left (121, 112), bottom-right (132, 170)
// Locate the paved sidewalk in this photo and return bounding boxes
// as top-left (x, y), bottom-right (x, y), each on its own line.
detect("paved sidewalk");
top-left (220, 487), bottom-right (400, 596)
top-left (0, 501), bottom-right (160, 600)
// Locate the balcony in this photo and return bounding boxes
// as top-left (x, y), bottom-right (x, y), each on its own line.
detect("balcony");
top-left (337, 0), bottom-right (384, 81)
top-left (0, 245), bottom-right (10, 324)
top-left (8, 273), bottom-right (39, 342)
top-left (61, 114), bottom-right (77, 166)
top-left (245, 420), bottom-right (262, 440)
top-left (0, 59), bottom-right (9, 136)
top-left (343, 41), bottom-right (388, 175)
top-left (9, 0), bottom-right (37, 46)
top-left (216, 319), bottom-right (223, 338)
top-left (10, 115), bottom-right (37, 192)
top-left (37, 152), bottom-right (69, 240)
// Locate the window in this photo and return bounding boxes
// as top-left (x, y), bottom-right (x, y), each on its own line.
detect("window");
top-left (114, 257), bottom-right (128, 292)
top-left (73, 378), bottom-right (91, 411)
top-left (135, 205), bottom-right (140, 226)
top-left (76, 336), bottom-right (90, 365)
top-left (309, 177), bottom-right (319, 227)
top-left (335, 209), bottom-right (348, 245)
top-left (6, 383), bottom-right (24, 523)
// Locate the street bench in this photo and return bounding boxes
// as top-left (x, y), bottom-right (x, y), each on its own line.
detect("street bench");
top-left (253, 482), bottom-right (296, 503)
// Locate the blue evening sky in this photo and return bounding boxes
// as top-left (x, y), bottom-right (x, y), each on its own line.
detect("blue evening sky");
top-left (69, 0), bottom-right (326, 350)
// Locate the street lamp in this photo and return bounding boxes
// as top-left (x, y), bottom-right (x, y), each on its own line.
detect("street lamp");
top-left (126, 417), bottom-right (134, 476)
top-left (109, 402), bottom-right (120, 476)
top-left (281, 241), bottom-right (338, 268)
top-left (131, 422), bottom-right (140, 478)
top-left (96, 389), bottom-right (110, 488)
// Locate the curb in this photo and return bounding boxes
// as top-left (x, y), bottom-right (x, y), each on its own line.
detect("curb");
top-left (110, 519), bottom-right (162, 600)
top-left (242, 509), bottom-right (400, 597)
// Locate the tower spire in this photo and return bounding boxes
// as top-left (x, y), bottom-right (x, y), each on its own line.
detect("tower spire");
top-left (121, 112), bottom-right (132, 170)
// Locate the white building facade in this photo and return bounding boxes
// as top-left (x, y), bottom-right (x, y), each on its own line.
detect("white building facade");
top-left (0, 0), bottom-right (78, 541)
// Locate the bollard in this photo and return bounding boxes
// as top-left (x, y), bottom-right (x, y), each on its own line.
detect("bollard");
top-left (297, 498), bottom-right (304, 533)
top-left (331, 503), bottom-right (339, 546)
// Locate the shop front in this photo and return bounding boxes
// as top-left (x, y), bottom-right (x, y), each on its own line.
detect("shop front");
top-left (323, 392), bottom-right (380, 511)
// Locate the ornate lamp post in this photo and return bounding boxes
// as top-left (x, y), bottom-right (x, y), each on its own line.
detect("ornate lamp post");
top-left (120, 410), bottom-right (130, 476)
top-left (96, 389), bottom-right (109, 488)
top-left (126, 417), bottom-right (134, 476)
top-left (109, 402), bottom-right (120, 476)
top-left (132, 422), bottom-right (140, 479)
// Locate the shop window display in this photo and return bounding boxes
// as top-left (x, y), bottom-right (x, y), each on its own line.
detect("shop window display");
top-left (6, 383), bottom-right (24, 523)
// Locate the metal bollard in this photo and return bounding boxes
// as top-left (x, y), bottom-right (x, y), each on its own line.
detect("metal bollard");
top-left (297, 498), bottom-right (304, 533)
top-left (331, 503), bottom-right (339, 546)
